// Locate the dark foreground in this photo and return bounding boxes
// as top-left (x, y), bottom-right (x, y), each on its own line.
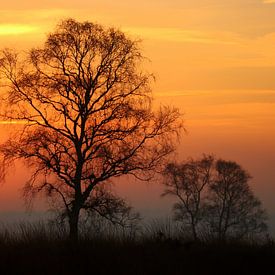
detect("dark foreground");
top-left (0, 238), bottom-right (275, 275)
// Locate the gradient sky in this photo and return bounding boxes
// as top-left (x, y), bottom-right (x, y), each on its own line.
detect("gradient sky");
top-left (0, 0), bottom-right (275, 231)
top-left (1, 0), bottom-right (275, 90)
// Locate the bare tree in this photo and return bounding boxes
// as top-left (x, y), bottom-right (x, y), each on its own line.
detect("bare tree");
top-left (206, 160), bottom-right (267, 241)
top-left (0, 19), bottom-right (182, 240)
top-left (49, 183), bottom-right (141, 238)
top-left (162, 155), bottom-right (214, 240)
top-left (162, 156), bottom-right (267, 241)
top-left (84, 183), bottom-right (141, 229)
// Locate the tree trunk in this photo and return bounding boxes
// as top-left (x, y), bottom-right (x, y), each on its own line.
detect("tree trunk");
top-left (69, 206), bottom-right (81, 241)
top-left (190, 216), bottom-right (198, 241)
top-left (191, 223), bottom-right (198, 241)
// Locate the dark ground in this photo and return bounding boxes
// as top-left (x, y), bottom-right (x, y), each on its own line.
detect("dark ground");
top-left (0, 238), bottom-right (274, 274)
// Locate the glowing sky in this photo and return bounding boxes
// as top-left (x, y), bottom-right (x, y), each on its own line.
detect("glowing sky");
top-left (0, 0), bottom-right (274, 230)
top-left (1, 0), bottom-right (275, 89)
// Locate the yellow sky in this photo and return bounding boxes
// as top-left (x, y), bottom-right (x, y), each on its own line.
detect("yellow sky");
top-left (0, 0), bottom-right (274, 228)
top-left (0, 0), bottom-right (275, 90)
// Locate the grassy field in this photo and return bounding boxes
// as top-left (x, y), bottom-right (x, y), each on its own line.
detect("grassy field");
top-left (0, 221), bottom-right (274, 274)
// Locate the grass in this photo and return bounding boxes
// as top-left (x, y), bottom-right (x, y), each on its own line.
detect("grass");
top-left (0, 220), bottom-right (274, 274)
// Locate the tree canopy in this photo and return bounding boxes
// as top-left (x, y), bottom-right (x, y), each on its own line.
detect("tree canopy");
top-left (0, 19), bottom-right (182, 240)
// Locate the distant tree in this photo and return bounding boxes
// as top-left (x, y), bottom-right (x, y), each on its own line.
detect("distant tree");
top-left (206, 160), bottom-right (267, 241)
top-left (162, 156), bottom-right (267, 241)
top-left (0, 19), bottom-right (182, 240)
top-left (162, 155), bottom-right (214, 240)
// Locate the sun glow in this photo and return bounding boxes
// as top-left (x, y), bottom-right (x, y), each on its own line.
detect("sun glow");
top-left (0, 24), bottom-right (37, 36)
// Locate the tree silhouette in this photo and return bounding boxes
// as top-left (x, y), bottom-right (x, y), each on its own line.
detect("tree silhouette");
top-left (0, 19), bottom-right (182, 240)
top-left (162, 156), bottom-right (267, 241)
top-left (50, 182), bottom-right (141, 236)
top-left (83, 183), bottom-right (141, 229)
top-left (162, 155), bottom-right (214, 240)
top-left (206, 159), bottom-right (267, 241)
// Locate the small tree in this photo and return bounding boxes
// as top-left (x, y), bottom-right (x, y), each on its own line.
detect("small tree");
top-left (162, 156), bottom-right (267, 241)
top-left (206, 160), bottom-right (267, 241)
top-left (0, 19), bottom-right (182, 240)
top-left (162, 155), bottom-right (214, 240)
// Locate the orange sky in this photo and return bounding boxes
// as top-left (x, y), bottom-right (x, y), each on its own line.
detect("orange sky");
top-left (0, 0), bottom-right (274, 230)
top-left (1, 0), bottom-right (275, 90)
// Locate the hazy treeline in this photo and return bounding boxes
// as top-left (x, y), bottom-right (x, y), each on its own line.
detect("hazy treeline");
top-left (162, 155), bottom-right (268, 242)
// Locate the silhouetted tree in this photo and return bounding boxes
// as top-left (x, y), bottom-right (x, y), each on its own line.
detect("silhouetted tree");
top-left (84, 183), bottom-right (141, 229)
top-left (50, 183), bottom-right (141, 237)
top-left (162, 155), bottom-right (214, 240)
top-left (0, 19), bottom-right (182, 240)
top-left (162, 156), bottom-right (267, 241)
top-left (206, 160), bottom-right (267, 241)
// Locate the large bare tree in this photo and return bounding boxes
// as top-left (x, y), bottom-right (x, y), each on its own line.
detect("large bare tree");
top-left (0, 19), bottom-right (182, 240)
